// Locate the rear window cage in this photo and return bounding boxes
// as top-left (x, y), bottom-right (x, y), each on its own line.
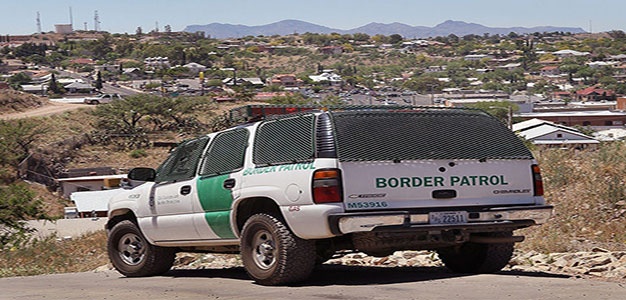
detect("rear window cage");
top-left (253, 114), bottom-right (316, 166)
top-left (329, 110), bottom-right (533, 162)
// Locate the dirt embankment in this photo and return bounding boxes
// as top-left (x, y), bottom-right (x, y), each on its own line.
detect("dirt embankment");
top-left (0, 90), bottom-right (48, 115)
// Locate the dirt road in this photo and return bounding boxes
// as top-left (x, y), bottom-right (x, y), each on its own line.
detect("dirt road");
top-left (0, 265), bottom-right (623, 300)
top-left (0, 102), bottom-right (92, 120)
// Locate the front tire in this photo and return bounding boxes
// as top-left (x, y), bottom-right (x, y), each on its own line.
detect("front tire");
top-left (107, 220), bottom-right (175, 277)
top-left (437, 232), bottom-right (514, 274)
top-left (240, 213), bottom-right (315, 285)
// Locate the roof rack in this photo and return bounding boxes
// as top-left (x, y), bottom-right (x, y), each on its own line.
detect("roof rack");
top-left (229, 104), bottom-right (483, 124)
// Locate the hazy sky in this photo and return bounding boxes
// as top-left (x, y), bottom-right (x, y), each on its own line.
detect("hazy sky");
top-left (2, 0), bottom-right (624, 35)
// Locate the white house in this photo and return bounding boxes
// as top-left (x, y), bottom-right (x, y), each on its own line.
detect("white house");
top-left (552, 49), bottom-right (590, 58)
top-left (464, 54), bottom-right (493, 61)
top-left (513, 118), bottom-right (599, 148)
top-left (309, 72), bottom-right (342, 85)
top-left (182, 62), bottom-right (206, 75)
top-left (144, 57), bottom-right (170, 69)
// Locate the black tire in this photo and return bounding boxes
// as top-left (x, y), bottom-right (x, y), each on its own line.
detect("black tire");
top-left (107, 220), bottom-right (175, 277)
top-left (91, 100), bottom-right (99, 105)
top-left (240, 213), bottom-right (315, 285)
top-left (437, 231), bottom-right (514, 274)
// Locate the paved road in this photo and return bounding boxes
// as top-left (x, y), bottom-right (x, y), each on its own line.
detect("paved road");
top-left (0, 265), bottom-right (623, 299)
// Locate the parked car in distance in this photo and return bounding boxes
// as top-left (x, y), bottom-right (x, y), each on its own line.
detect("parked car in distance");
top-left (84, 94), bottom-right (123, 105)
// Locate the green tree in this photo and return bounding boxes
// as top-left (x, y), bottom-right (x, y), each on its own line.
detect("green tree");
top-left (9, 73), bottom-right (31, 85)
top-left (95, 71), bottom-right (103, 90)
top-left (48, 73), bottom-right (59, 94)
top-left (0, 183), bottom-right (49, 249)
top-left (389, 34), bottom-right (403, 44)
top-left (0, 120), bottom-right (48, 180)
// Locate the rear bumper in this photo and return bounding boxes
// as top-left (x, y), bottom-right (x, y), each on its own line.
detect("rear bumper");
top-left (328, 205), bottom-right (553, 235)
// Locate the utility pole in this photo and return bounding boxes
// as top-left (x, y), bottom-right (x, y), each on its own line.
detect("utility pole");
top-left (84, 22), bottom-right (88, 31)
top-left (508, 105), bottom-right (513, 129)
top-left (69, 6), bottom-right (73, 27)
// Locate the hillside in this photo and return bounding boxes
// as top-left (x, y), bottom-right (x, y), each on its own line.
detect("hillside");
top-left (184, 19), bottom-right (586, 39)
top-left (0, 90), bottom-right (48, 115)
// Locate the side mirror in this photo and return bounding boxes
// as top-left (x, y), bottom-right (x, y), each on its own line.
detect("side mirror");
top-left (128, 167), bottom-right (156, 182)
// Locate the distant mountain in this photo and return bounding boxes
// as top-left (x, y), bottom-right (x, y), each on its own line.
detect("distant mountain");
top-left (183, 19), bottom-right (586, 39)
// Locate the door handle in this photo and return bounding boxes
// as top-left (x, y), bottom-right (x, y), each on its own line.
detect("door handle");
top-left (180, 185), bottom-right (192, 195)
top-left (223, 178), bottom-right (236, 189)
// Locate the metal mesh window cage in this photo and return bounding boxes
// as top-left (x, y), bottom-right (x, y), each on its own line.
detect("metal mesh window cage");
top-left (253, 114), bottom-right (316, 165)
top-left (331, 110), bottom-right (533, 162)
top-left (200, 128), bottom-right (249, 176)
top-left (155, 136), bottom-right (210, 183)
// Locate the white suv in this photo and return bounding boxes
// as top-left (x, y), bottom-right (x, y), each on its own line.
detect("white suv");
top-left (106, 105), bottom-right (552, 285)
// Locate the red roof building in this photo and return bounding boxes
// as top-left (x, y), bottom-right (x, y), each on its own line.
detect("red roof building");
top-left (575, 86), bottom-right (616, 102)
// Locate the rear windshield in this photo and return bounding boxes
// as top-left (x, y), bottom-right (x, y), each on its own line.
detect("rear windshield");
top-left (331, 110), bottom-right (533, 161)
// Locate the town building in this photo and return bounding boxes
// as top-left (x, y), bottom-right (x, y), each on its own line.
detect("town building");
top-left (513, 118), bottom-right (599, 148)
top-left (575, 86), bottom-right (616, 102)
top-left (144, 57), bottom-right (170, 69)
top-left (540, 66), bottom-right (561, 76)
top-left (517, 110), bottom-right (626, 127)
top-left (182, 62), bottom-right (206, 75)
top-left (552, 49), bottom-right (590, 58)
top-left (270, 74), bottom-right (302, 88)
top-left (54, 24), bottom-right (73, 34)
top-left (464, 54), bottom-right (493, 61)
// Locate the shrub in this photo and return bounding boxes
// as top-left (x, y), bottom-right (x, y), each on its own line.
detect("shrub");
top-left (129, 149), bottom-right (148, 158)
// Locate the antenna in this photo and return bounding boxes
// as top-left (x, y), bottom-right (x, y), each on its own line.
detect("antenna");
top-left (36, 12), bottom-right (42, 34)
top-left (69, 7), bottom-right (73, 27)
top-left (94, 10), bottom-right (101, 31)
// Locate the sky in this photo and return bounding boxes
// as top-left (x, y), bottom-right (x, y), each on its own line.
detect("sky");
top-left (1, 0), bottom-right (624, 35)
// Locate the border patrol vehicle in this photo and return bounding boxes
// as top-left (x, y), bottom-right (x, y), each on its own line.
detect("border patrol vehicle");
top-left (106, 105), bottom-right (552, 285)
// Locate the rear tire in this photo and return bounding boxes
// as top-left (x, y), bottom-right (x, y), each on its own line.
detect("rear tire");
top-left (107, 220), bottom-right (175, 277)
top-left (240, 213), bottom-right (315, 285)
top-left (437, 232), bottom-right (514, 274)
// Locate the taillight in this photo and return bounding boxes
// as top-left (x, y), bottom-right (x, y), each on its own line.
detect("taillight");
top-left (312, 169), bottom-right (343, 203)
top-left (531, 164), bottom-right (544, 196)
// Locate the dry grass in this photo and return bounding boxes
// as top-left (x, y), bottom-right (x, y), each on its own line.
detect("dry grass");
top-left (0, 231), bottom-right (108, 278)
top-left (66, 145), bottom-right (171, 171)
top-left (518, 142), bottom-right (626, 252)
top-left (24, 181), bottom-right (71, 218)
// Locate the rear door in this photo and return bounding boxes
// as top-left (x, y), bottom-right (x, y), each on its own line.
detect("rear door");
top-left (341, 159), bottom-right (535, 210)
top-left (331, 110), bottom-right (537, 211)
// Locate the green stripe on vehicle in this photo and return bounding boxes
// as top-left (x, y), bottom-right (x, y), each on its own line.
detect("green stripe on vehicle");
top-left (197, 175), bottom-right (236, 238)
top-left (204, 211), bottom-right (236, 239)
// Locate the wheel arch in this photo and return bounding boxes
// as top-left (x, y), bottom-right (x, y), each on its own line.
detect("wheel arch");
top-left (106, 209), bottom-right (137, 231)
top-left (232, 197), bottom-right (285, 237)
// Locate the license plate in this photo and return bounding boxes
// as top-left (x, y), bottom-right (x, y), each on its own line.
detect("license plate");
top-left (429, 211), bottom-right (468, 224)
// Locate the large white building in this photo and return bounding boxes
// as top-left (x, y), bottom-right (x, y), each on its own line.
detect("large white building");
top-left (54, 24), bottom-right (73, 34)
